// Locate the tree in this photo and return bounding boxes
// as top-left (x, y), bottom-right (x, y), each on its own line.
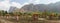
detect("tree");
top-left (1, 10), bottom-right (5, 16)
top-left (9, 12), bottom-right (14, 16)
top-left (4, 11), bottom-right (8, 14)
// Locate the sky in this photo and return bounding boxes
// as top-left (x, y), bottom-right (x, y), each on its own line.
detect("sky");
top-left (0, 0), bottom-right (60, 11)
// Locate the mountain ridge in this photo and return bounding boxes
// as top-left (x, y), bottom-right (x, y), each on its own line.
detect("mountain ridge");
top-left (20, 2), bottom-right (60, 12)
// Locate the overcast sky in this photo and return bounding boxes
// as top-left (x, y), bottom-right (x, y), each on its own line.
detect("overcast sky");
top-left (0, 0), bottom-right (60, 11)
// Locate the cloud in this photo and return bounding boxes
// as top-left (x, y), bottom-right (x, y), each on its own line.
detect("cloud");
top-left (48, 0), bottom-right (60, 3)
top-left (0, 0), bottom-right (60, 11)
top-left (28, 0), bottom-right (60, 4)
top-left (22, 2), bottom-right (30, 7)
top-left (28, 0), bottom-right (48, 4)
top-left (11, 2), bottom-right (21, 8)
top-left (0, 0), bottom-right (10, 11)
top-left (33, 0), bottom-right (40, 4)
top-left (0, 0), bottom-right (21, 11)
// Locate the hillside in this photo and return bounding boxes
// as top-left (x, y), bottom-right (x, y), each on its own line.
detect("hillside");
top-left (20, 2), bottom-right (60, 12)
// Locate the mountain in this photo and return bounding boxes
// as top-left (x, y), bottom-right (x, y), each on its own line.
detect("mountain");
top-left (20, 2), bottom-right (60, 12)
top-left (9, 6), bottom-right (19, 13)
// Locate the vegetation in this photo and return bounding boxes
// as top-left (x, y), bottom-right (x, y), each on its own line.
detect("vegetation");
top-left (0, 10), bottom-right (60, 20)
top-left (0, 10), bottom-right (60, 23)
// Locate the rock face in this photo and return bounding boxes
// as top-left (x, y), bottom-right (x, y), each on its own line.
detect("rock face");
top-left (9, 6), bottom-right (20, 13)
top-left (20, 2), bottom-right (60, 12)
top-left (9, 6), bottom-right (17, 12)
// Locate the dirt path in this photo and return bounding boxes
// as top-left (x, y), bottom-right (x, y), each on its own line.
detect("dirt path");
top-left (0, 18), bottom-right (14, 23)
top-left (45, 20), bottom-right (60, 23)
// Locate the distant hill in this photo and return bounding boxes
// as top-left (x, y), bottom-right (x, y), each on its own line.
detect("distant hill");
top-left (9, 6), bottom-right (20, 13)
top-left (20, 2), bottom-right (60, 12)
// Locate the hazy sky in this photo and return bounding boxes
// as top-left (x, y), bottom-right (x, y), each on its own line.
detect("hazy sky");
top-left (0, 0), bottom-right (60, 11)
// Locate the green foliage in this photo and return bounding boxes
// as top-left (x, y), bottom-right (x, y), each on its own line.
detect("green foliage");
top-left (9, 12), bottom-right (14, 16)
top-left (0, 10), bottom-right (60, 20)
top-left (0, 10), bottom-right (8, 16)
